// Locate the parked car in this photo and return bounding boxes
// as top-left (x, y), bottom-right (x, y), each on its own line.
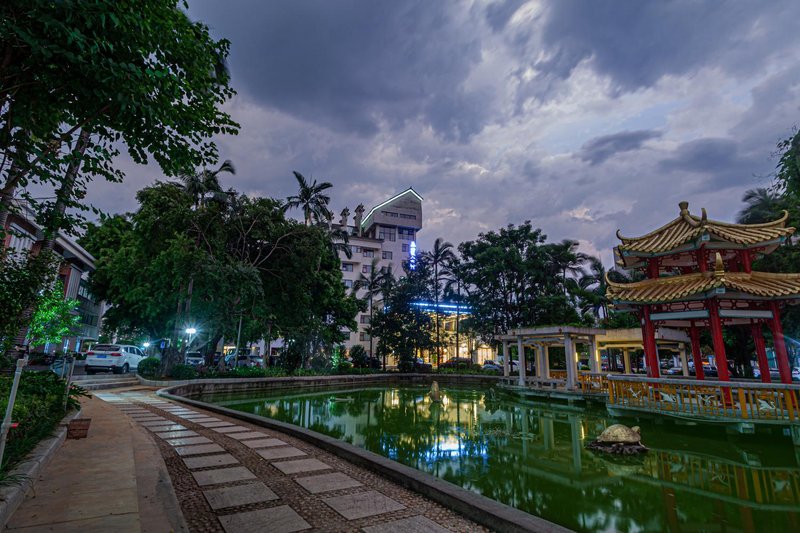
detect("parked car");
top-left (664, 366), bottom-right (683, 375)
top-left (413, 358), bottom-right (432, 373)
top-left (85, 344), bottom-right (146, 374)
top-left (482, 360), bottom-right (503, 373)
top-left (185, 351), bottom-right (204, 367)
top-left (225, 354), bottom-right (265, 368)
top-left (439, 357), bottom-right (473, 369)
top-left (365, 356), bottom-right (382, 369)
top-left (493, 358), bottom-right (519, 372)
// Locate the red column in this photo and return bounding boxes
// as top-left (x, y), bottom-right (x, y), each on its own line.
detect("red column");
top-left (741, 250), bottom-right (752, 273)
top-left (697, 248), bottom-right (708, 273)
top-left (751, 322), bottom-right (771, 383)
top-left (647, 258), bottom-right (660, 279)
top-left (707, 299), bottom-right (730, 381)
top-left (642, 305), bottom-right (661, 378)
top-left (689, 321), bottom-right (705, 380)
top-left (768, 301), bottom-right (792, 384)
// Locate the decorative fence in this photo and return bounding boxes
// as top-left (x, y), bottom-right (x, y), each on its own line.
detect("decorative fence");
top-left (576, 373), bottom-right (610, 394)
top-left (608, 375), bottom-right (800, 422)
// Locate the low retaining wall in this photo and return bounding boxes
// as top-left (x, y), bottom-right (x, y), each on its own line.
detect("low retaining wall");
top-left (142, 372), bottom-right (501, 398)
top-left (0, 409), bottom-right (82, 527)
top-left (158, 374), bottom-right (570, 533)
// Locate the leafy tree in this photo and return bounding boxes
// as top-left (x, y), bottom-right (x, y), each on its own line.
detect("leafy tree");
top-left (737, 188), bottom-right (786, 224)
top-left (176, 160), bottom-right (236, 209)
top-left (25, 282), bottom-right (79, 349)
top-left (349, 344), bottom-right (368, 368)
top-left (353, 258), bottom-right (391, 359)
top-left (1, 0), bottom-right (239, 354)
top-left (283, 171), bottom-right (333, 226)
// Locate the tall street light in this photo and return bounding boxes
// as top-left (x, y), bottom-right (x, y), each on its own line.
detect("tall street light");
top-left (185, 327), bottom-right (197, 351)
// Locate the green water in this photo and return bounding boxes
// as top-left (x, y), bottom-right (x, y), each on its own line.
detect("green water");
top-left (203, 385), bottom-right (800, 532)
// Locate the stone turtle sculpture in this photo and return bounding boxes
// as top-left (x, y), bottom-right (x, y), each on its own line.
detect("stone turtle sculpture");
top-left (586, 424), bottom-right (648, 455)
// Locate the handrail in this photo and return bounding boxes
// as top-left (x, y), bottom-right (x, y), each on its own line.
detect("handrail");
top-left (609, 374), bottom-right (800, 390)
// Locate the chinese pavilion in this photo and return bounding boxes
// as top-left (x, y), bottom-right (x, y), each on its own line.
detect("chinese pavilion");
top-left (607, 202), bottom-right (799, 384)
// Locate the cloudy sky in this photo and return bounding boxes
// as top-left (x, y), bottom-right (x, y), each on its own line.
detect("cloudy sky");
top-left (87, 0), bottom-right (800, 263)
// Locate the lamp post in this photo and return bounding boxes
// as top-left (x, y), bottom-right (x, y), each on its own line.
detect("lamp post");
top-left (185, 328), bottom-right (197, 352)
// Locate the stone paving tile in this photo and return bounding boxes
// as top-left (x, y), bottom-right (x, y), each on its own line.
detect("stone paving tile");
top-left (191, 466), bottom-right (256, 486)
top-left (129, 416), bottom-right (165, 422)
top-left (217, 505), bottom-right (311, 533)
top-left (155, 429), bottom-right (199, 439)
top-left (143, 423), bottom-right (187, 432)
top-left (294, 472), bottom-right (363, 494)
top-left (272, 458), bottom-right (331, 475)
top-left (223, 431), bottom-right (267, 441)
top-left (166, 436), bottom-right (212, 446)
top-left (174, 443), bottom-right (225, 456)
top-left (197, 421), bottom-right (235, 428)
top-left (211, 425), bottom-right (250, 434)
top-left (323, 490), bottom-right (405, 520)
top-left (240, 437), bottom-right (286, 449)
top-left (256, 446), bottom-right (307, 460)
top-left (183, 453), bottom-right (239, 470)
top-left (361, 515), bottom-right (451, 533)
top-left (202, 481), bottom-right (278, 510)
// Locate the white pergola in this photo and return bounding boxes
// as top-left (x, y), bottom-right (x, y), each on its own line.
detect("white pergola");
top-left (497, 326), bottom-right (607, 389)
top-left (596, 327), bottom-right (691, 376)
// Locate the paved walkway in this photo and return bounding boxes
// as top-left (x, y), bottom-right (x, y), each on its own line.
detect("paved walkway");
top-left (11, 389), bottom-right (486, 532)
top-left (6, 391), bottom-right (186, 532)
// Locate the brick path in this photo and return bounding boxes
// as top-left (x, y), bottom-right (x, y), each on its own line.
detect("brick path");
top-left (95, 391), bottom-right (486, 533)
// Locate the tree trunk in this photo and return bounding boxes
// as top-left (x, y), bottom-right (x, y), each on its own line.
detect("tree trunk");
top-left (7, 130), bottom-right (90, 358)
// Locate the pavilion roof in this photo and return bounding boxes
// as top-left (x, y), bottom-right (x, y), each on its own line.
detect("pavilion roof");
top-left (615, 201), bottom-right (793, 256)
top-left (606, 254), bottom-right (800, 304)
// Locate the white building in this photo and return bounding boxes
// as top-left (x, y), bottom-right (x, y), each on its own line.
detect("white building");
top-left (335, 188), bottom-right (423, 355)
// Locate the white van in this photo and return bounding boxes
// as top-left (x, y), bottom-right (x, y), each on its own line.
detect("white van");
top-left (85, 344), bottom-right (146, 375)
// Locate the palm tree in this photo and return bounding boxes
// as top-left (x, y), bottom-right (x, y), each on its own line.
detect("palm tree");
top-left (574, 256), bottom-right (609, 322)
top-left (442, 257), bottom-right (466, 360)
top-left (325, 224), bottom-right (352, 259)
top-left (176, 159), bottom-right (236, 208)
top-left (423, 238), bottom-right (456, 365)
top-left (354, 258), bottom-right (392, 362)
top-left (737, 188), bottom-right (785, 224)
top-left (284, 171), bottom-right (333, 226)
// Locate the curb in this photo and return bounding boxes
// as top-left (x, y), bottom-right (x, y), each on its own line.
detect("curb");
top-left (0, 409), bottom-right (82, 528)
top-left (158, 385), bottom-right (571, 533)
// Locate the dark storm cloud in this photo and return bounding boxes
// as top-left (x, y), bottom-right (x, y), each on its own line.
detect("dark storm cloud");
top-left (189, 0), bottom-right (487, 141)
top-left (510, 0), bottom-right (797, 101)
top-left (658, 138), bottom-right (759, 190)
top-left (579, 130), bottom-right (662, 165)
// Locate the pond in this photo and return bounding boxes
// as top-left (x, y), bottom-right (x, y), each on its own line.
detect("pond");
top-left (202, 384), bottom-right (800, 532)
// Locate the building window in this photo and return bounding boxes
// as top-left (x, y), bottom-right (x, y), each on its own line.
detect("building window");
top-left (398, 228), bottom-right (415, 241)
top-left (344, 279), bottom-right (353, 288)
top-left (362, 265), bottom-right (372, 274)
top-left (6, 224), bottom-right (34, 254)
top-left (378, 227), bottom-right (396, 241)
top-left (360, 314), bottom-right (370, 324)
top-left (399, 213), bottom-right (416, 220)
top-left (360, 332), bottom-right (371, 341)
top-left (381, 210), bottom-right (399, 218)
top-left (401, 244), bottom-right (409, 252)
top-left (341, 263), bottom-right (354, 272)
top-left (363, 249), bottom-right (374, 258)
top-left (351, 246), bottom-right (361, 253)
top-left (382, 251), bottom-right (393, 260)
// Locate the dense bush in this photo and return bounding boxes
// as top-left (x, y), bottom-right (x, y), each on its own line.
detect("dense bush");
top-left (169, 364), bottom-right (197, 380)
top-left (0, 371), bottom-right (87, 475)
top-left (349, 345), bottom-right (368, 368)
top-left (136, 357), bottom-right (161, 379)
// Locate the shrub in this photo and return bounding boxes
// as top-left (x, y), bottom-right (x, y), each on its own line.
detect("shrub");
top-left (168, 364), bottom-right (196, 380)
top-left (137, 357), bottom-right (161, 379)
top-left (349, 345), bottom-right (368, 368)
top-left (0, 371), bottom-right (88, 476)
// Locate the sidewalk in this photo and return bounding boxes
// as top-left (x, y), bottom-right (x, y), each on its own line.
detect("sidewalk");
top-left (6, 390), bottom-right (186, 532)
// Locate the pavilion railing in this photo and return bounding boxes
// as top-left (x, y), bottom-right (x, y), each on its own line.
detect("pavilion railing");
top-left (549, 370), bottom-right (567, 380)
top-left (608, 375), bottom-right (800, 423)
top-left (577, 372), bottom-right (610, 394)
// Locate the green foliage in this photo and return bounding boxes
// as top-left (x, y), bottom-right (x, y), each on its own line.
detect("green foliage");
top-left (0, 251), bottom-right (58, 355)
top-left (0, 371), bottom-right (84, 474)
top-left (349, 345), bottom-right (368, 368)
top-left (168, 364), bottom-right (196, 380)
top-left (25, 282), bottom-right (79, 348)
top-left (136, 357), bottom-right (161, 379)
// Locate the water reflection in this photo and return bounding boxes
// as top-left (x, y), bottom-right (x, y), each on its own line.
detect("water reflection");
top-left (207, 386), bottom-right (800, 532)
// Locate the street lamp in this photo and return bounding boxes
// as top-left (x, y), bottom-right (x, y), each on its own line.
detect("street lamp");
top-left (185, 328), bottom-right (197, 350)
top-left (143, 342), bottom-right (151, 348)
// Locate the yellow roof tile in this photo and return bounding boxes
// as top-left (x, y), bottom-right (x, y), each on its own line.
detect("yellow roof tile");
top-left (616, 202), bottom-right (793, 255)
top-left (606, 270), bottom-right (800, 304)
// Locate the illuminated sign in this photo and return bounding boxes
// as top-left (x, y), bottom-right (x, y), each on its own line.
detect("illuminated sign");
top-left (409, 241), bottom-right (417, 270)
